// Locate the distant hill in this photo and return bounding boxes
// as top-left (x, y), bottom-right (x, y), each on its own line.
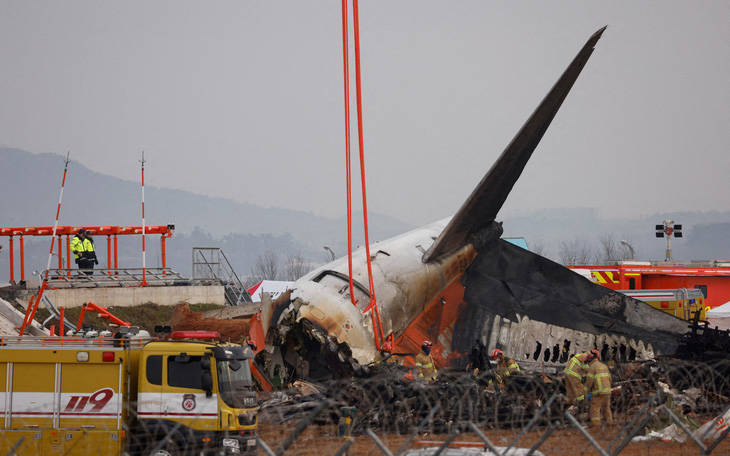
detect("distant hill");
top-left (0, 147), bottom-right (414, 281)
top-left (2, 147), bottom-right (729, 283)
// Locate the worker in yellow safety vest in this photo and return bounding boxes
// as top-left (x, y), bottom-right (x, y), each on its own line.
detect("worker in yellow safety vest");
top-left (584, 351), bottom-right (613, 428)
top-left (564, 349), bottom-right (598, 407)
top-left (492, 349), bottom-right (520, 387)
top-left (81, 230), bottom-right (98, 274)
top-left (70, 228), bottom-right (86, 267)
top-left (415, 340), bottom-right (437, 381)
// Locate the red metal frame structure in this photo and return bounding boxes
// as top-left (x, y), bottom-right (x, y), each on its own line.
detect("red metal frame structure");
top-left (76, 301), bottom-right (132, 329)
top-left (569, 261), bottom-right (730, 309)
top-left (0, 224), bottom-right (174, 283)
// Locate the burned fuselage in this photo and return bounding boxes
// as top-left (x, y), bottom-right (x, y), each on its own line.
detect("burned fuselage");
top-left (259, 227), bottom-right (692, 382)
top-left (260, 219), bottom-right (478, 377)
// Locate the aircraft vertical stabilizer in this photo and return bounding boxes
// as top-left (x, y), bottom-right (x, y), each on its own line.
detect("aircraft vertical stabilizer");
top-left (423, 27), bottom-right (606, 263)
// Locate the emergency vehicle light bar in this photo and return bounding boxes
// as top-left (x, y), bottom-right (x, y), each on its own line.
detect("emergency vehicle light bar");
top-left (170, 331), bottom-right (221, 340)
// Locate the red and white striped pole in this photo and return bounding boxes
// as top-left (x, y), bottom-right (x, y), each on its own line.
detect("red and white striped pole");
top-left (20, 152), bottom-right (70, 336)
top-left (140, 152), bottom-right (148, 286)
top-left (45, 152), bottom-right (70, 277)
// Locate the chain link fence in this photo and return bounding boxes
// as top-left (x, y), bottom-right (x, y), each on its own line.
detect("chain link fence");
top-left (255, 358), bottom-right (730, 456)
top-left (3, 358), bottom-right (730, 455)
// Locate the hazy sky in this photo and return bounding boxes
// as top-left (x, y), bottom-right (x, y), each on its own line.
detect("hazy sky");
top-left (2, 1), bottom-right (729, 227)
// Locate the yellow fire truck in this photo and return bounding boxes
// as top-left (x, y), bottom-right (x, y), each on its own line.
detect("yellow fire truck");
top-left (0, 329), bottom-right (258, 455)
top-left (618, 288), bottom-right (708, 321)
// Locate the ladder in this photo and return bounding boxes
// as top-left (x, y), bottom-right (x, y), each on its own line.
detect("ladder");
top-left (192, 248), bottom-right (252, 306)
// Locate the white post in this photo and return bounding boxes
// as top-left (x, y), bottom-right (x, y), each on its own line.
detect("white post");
top-left (140, 152), bottom-right (148, 286)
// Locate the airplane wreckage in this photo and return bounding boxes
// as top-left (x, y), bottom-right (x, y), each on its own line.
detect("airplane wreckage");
top-left (253, 27), bottom-right (710, 382)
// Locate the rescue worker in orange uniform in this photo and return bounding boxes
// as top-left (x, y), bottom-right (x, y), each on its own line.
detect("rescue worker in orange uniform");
top-left (584, 351), bottom-right (613, 428)
top-left (373, 342), bottom-right (398, 365)
top-left (492, 349), bottom-right (520, 387)
top-left (415, 340), bottom-right (437, 381)
top-left (564, 349), bottom-right (599, 409)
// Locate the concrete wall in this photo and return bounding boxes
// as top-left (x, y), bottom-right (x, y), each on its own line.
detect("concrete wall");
top-left (45, 285), bottom-right (225, 308)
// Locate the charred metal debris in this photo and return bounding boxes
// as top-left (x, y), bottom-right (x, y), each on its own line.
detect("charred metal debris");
top-left (257, 359), bottom-right (730, 437)
top-left (675, 312), bottom-right (730, 362)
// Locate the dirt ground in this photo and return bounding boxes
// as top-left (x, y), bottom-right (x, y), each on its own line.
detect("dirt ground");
top-left (258, 422), bottom-right (730, 455)
top-left (168, 303), bottom-right (252, 343)
top-left (31, 302), bottom-right (251, 342)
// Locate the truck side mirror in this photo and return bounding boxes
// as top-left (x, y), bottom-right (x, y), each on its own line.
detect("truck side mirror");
top-left (200, 356), bottom-right (213, 397)
top-left (201, 371), bottom-right (213, 398)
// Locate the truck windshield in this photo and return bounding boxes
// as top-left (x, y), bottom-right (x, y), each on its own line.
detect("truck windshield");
top-left (217, 359), bottom-right (255, 409)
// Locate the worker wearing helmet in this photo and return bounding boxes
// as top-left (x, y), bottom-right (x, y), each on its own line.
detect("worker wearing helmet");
top-left (81, 230), bottom-right (98, 275)
top-left (70, 229), bottom-right (86, 268)
top-left (584, 351), bottom-right (613, 428)
top-left (564, 349), bottom-right (599, 408)
top-left (415, 340), bottom-right (437, 381)
top-left (492, 349), bottom-right (520, 387)
top-left (373, 342), bottom-right (398, 365)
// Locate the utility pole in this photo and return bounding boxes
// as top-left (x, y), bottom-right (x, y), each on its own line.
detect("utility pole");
top-left (621, 240), bottom-right (635, 260)
top-left (324, 246), bottom-right (336, 262)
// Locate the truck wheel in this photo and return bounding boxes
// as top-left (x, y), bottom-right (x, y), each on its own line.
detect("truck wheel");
top-left (145, 438), bottom-right (184, 456)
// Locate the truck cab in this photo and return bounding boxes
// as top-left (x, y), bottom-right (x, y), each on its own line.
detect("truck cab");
top-left (135, 330), bottom-right (258, 455)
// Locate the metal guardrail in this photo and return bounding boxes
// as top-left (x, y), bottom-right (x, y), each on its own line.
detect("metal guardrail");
top-left (43, 268), bottom-right (188, 288)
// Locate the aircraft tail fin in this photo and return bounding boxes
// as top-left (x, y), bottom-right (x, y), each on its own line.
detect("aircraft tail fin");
top-left (423, 27), bottom-right (606, 263)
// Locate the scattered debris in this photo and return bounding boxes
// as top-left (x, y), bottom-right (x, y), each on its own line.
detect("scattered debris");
top-left (170, 303), bottom-right (251, 343)
top-left (404, 445), bottom-right (544, 456)
top-left (256, 357), bottom-right (730, 447)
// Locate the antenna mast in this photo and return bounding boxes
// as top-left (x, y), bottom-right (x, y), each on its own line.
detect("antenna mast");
top-left (20, 153), bottom-right (70, 335)
top-left (140, 152), bottom-right (148, 286)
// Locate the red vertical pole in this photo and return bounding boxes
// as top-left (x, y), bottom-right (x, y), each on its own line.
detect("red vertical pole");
top-left (161, 235), bottom-right (166, 268)
top-left (161, 234), bottom-right (167, 277)
top-left (114, 234), bottom-right (118, 274)
top-left (59, 306), bottom-right (65, 337)
top-left (8, 236), bottom-right (14, 283)
top-left (57, 235), bottom-right (63, 270)
top-left (65, 235), bottom-right (71, 275)
top-left (140, 153), bottom-right (148, 286)
top-left (106, 235), bottom-right (112, 271)
top-left (19, 235), bottom-right (25, 282)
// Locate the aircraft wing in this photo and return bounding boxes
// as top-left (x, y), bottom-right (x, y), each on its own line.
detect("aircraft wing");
top-left (423, 26), bottom-right (606, 263)
top-left (456, 237), bottom-right (690, 357)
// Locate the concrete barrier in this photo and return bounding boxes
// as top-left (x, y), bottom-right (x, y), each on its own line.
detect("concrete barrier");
top-left (45, 285), bottom-right (226, 308)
